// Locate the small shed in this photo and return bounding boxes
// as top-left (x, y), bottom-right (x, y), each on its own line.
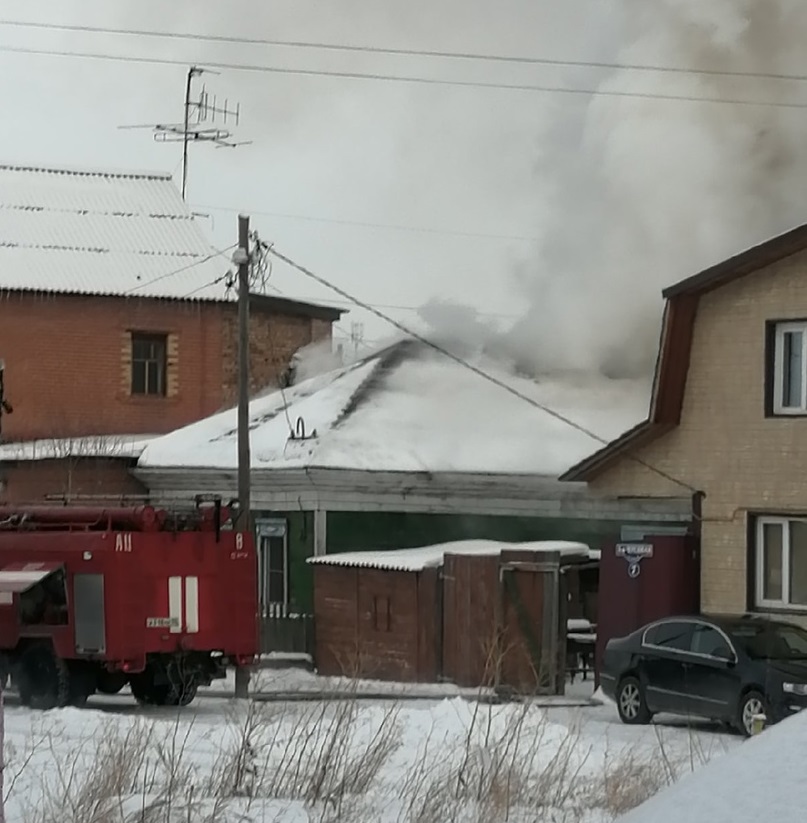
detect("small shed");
top-left (308, 539), bottom-right (597, 694)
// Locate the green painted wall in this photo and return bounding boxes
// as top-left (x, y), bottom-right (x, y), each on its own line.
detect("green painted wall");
top-left (254, 510), bottom-right (315, 612)
top-left (326, 511), bottom-right (625, 554)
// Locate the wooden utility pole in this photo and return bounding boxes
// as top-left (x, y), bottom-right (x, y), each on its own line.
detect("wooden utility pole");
top-left (0, 362), bottom-right (7, 823)
top-left (0, 359), bottom-right (12, 440)
top-left (234, 214), bottom-right (252, 700)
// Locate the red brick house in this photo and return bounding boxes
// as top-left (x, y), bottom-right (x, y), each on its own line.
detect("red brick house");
top-left (0, 163), bottom-right (343, 502)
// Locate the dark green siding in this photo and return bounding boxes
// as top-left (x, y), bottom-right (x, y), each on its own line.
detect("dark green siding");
top-left (262, 509), bottom-right (673, 611)
top-left (326, 511), bottom-right (623, 554)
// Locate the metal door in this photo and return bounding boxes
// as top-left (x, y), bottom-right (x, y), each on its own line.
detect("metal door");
top-left (642, 620), bottom-right (695, 714)
top-left (681, 622), bottom-right (739, 721)
top-left (73, 573), bottom-right (106, 654)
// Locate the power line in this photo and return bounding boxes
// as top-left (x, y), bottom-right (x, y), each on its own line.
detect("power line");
top-left (4, 19), bottom-right (807, 85)
top-left (1, 43), bottom-right (807, 110)
top-left (265, 244), bottom-right (697, 493)
top-left (123, 243), bottom-right (236, 295)
top-left (252, 272), bottom-right (521, 320)
top-left (179, 272), bottom-right (231, 300)
top-left (276, 293), bottom-right (520, 320)
top-left (191, 203), bottom-right (541, 243)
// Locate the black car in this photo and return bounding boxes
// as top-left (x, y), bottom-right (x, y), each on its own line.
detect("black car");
top-left (601, 614), bottom-right (807, 736)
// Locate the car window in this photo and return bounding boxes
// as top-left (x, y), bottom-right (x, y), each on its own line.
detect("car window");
top-left (646, 621), bottom-right (693, 651)
top-left (731, 622), bottom-right (807, 660)
top-left (691, 624), bottom-right (732, 658)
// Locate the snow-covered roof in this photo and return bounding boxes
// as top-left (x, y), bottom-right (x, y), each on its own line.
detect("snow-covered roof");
top-left (0, 163), bottom-right (233, 301)
top-left (619, 712), bottom-right (807, 823)
top-left (307, 539), bottom-right (597, 572)
top-left (138, 341), bottom-right (650, 476)
top-left (0, 434), bottom-right (156, 462)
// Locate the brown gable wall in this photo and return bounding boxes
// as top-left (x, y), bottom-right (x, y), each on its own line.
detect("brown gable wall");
top-left (589, 248), bottom-right (807, 614)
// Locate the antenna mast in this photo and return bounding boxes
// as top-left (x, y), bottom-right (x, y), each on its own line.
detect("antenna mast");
top-left (122, 65), bottom-right (251, 200)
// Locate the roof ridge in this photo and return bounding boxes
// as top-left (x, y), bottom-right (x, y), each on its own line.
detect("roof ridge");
top-left (0, 203), bottom-right (194, 219)
top-left (0, 162), bottom-right (172, 181)
top-left (331, 340), bottom-right (419, 429)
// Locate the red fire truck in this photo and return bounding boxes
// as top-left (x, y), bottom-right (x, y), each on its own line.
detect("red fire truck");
top-left (0, 501), bottom-right (258, 709)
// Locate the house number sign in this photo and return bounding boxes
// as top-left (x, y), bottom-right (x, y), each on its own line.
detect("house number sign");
top-left (615, 543), bottom-right (654, 579)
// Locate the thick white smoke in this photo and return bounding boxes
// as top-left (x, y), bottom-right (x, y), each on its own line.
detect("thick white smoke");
top-left (502, 0), bottom-right (807, 378)
top-left (83, 0), bottom-right (807, 383)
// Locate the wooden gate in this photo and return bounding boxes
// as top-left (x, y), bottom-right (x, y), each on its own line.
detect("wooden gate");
top-left (260, 603), bottom-right (315, 655)
top-left (442, 550), bottom-right (565, 694)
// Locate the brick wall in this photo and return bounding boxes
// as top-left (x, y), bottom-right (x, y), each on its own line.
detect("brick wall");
top-left (0, 292), bottom-right (335, 441)
top-left (0, 292), bottom-right (224, 440)
top-left (0, 458), bottom-right (147, 503)
top-left (220, 305), bottom-right (324, 406)
top-left (588, 249), bottom-right (807, 618)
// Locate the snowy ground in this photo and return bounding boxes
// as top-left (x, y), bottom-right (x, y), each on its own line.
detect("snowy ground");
top-left (2, 674), bottom-right (743, 823)
top-left (198, 665), bottom-right (602, 705)
top-left (617, 708), bottom-right (807, 823)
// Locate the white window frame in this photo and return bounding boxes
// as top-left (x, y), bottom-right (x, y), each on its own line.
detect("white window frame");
top-left (755, 516), bottom-right (807, 610)
top-left (772, 321), bottom-right (807, 414)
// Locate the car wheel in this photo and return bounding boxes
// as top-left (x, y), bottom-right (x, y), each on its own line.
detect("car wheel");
top-left (737, 690), bottom-right (768, 737)
top-left (616, 676), bottom-right (652, 725)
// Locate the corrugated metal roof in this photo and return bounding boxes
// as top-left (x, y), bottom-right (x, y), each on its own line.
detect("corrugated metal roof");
top-left (307, 539), bottom-right (596, 573)
top-left (0, 164), bottom-right (234, 301)
top-left (0, 434), bottom-right (156, 462)
top-left (139, 341), bottom-right (651, 476)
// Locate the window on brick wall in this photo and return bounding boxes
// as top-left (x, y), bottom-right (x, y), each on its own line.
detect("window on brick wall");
top-left (768, 321), bottom-right (807, 414)
top-left (131, 333), bottom-right (167, 396)
top-left (755, 516), bottom-right (807, 610)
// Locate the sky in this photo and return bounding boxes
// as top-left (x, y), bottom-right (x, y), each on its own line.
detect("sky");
top-left (2, 1), bottom-right (807, 375)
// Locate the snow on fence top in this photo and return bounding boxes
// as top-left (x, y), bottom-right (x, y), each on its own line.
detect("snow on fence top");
top-left (307, 539), bottom-right (598, 573)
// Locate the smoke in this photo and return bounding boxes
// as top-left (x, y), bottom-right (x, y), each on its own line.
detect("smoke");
top-left (505, 0), bottom-right (807, 378)
top-left (55, 0), bottom-right (807, 384)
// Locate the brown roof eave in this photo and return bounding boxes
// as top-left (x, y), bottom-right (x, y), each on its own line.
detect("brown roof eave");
top-left (249, 292), bottom-right (345, 322)
top-left (559, 420), bottom-right (663, 482)
top-left (563, 222), bottom-right (807, 484)
top-left (560, 292), bottom-right (697, 483)
top-left (662, 222), bottom-right (807, 299)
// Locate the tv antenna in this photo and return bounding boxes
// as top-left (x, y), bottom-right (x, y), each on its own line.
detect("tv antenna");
top-left (120, 65), bottom-right (251, 199)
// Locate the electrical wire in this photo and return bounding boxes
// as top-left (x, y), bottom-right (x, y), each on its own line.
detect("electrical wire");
top-left (190, 203), bottom-right (541, 243)
top-left (315, 297), bottom-right (520, 319)
top-left (265, 244), bottom-right (698, 493)
top-left (179, 272), bottom-right (230, 300)
top-left (4, 18), bottom-right (807, 85)
top-left (1, 43), bottom-right (806, 109)
top-left (123, 244), bottom-right (236, 295)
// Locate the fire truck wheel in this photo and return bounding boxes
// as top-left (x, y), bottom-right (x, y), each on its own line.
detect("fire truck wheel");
top-left (67, 663), bottom-right (97, 707)
top-left (166, 678), bottom-right (198, 707)
top-left (96, 671), bottom-right (127, 696)
top-left (129, 673), bottom-right (171, 706)
top-left (17, 644), bottom-right (70, 710)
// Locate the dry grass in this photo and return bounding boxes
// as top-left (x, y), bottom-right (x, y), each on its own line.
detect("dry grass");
top-left (8, 684), bottom-right (730, 823)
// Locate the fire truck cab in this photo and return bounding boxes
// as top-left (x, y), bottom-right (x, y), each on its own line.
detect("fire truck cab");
top-left (0, 502), bottom-right (258, 709)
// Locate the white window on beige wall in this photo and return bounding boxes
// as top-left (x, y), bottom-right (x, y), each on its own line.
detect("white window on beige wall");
top-left (756, 516), bottom-right (807, 610)
top-left (772, 322), bottom-right (807, 414)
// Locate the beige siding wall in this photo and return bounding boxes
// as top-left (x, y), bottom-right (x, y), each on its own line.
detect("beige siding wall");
top-left (590, 250), bottom-right (807, 616)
